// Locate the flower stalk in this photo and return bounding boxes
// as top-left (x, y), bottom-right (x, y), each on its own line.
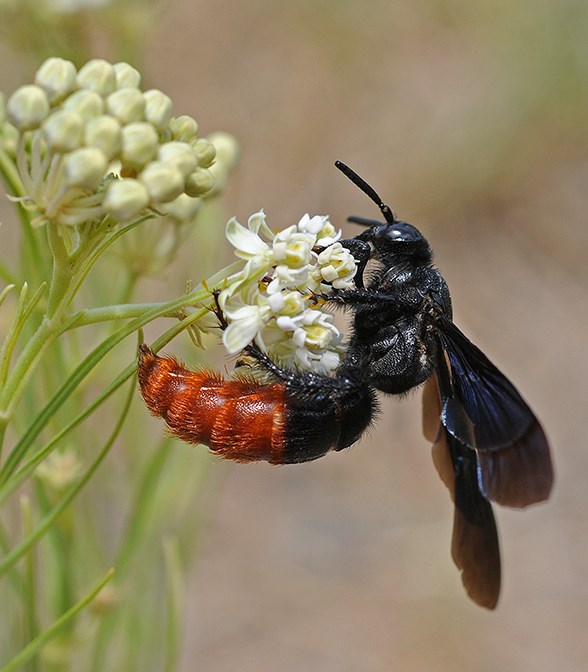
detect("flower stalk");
top-left (0, 56), bottom-right (239, 669)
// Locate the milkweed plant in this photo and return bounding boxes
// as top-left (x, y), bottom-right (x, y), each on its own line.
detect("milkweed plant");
top-left (0, 56), bottom-right (357, 670)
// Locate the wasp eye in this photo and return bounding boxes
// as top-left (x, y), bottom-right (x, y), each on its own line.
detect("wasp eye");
top-left (378, 221), bottom-right (424, 244)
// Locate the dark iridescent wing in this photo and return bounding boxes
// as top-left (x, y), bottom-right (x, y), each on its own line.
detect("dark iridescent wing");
top-left (433, 316), bottom-right (554, 508)
top-left (424, 374), bottom-right (501, 609)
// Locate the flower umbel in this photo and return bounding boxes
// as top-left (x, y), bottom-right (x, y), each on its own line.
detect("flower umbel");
top-left (4, 57), bottom-right (238, 228)
top-left (218, 211), bottom-right (357, 372)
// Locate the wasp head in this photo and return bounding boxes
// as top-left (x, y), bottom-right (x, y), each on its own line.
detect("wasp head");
top-left (335, 161), bottom-right (432, 266)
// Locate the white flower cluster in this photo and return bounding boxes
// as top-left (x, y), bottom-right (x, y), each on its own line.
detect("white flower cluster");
top-left (4, 57), bottom-right (238, 226)
top-left (218, 211), bottom-right (357, 373)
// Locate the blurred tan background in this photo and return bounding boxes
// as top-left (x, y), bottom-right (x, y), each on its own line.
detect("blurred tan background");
top-left (2, 1), bottom-right (588, 670)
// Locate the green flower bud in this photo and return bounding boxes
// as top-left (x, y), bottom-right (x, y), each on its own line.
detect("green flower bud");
top-left (185, 167), bottom-right (214, 197)
top-left (143, 89), bottom-right (173, 130)
top-left (84, 115), bottom-right (122, 160)
top-left (160, 193), bottom-right (202, 222)
top-left (207, 164), bottom-right (229, 196)
top-left (205, 133), bottom-right (239, 195)
top-left (114, 62), bottom-right (141, 89)
top-left (42, 110), bottom-right (84, 153)
top-left (169, 115), bottom-right (198, 142)
top-left (36, 451), bottom-right (82, 493)
top-left (121, 121), bottom-right (159, 168)
top-left (106, 88), bottom-right (145, 124)
top-left (34, 57), bottom-right (78, 104)
top-left (63, 147), bottom-right (107, 189)
top-left (209, 131), bottom-right (239, 170)
top-left (191, 137), bottom-right (216, 168)
top-left (7, 85), bottom-right (50, 130)
top-left (62, 89), bottom-right (104, 119)
top-left (103, 178), bottom-right (149, 220)
top-left (139, 161), bottom-right (184, 203)
top-left (157, 141), bottom-right (197, 176)
top-left (77, 59), bottom-right (117, 97)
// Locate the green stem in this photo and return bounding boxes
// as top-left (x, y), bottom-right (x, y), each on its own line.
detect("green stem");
top-left (0, 306), bottom-right (209, 507)
top-left (65, 258), bottom-right (243, 329)
top-left (0, 217), bottom-right (163, 447)
top-left (0, 312), bottom-right (80, 430)
top-left (66, 301), bottom-right (177, 327)
top-left (0, 374), bottom-right (135, 578)
top-left (0, 296), bottom-right (209, 483)
top-left (0, 146), bottom-right (48, 292)
top-left (1, 251), bottom-right (240, 421)
top-left (67, 216), bottom-right (151, 296)
top-left (0, 569), bottom-right (115, 672)
top-left (33, 480), bottom-right (75, 629)
top-left (0, 517), bottom-right (23, 598)
top-left (0, 147), bottom-right (26, 199)
top-left (115, 266), bottom-right (138, 305)
top-left (20, 496), bottom-right (39, 672)
top-left (45, 225), bottom-right (72, 320)
top-left (163, 538), bottom-right (183, 672)
top-left (115, 441), bottom-right (173, 579)
top-left (89, 439), bottom-right (174, 671)
top-left (0, 283), bottom-right (47, 390)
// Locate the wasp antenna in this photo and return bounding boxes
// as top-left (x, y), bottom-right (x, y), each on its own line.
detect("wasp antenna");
top-left (347, 215), bottom-right (383, 228)
top-left (335, 160), bottom-right (396, 224)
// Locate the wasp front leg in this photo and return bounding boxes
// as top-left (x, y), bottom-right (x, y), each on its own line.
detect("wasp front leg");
top-left (339, 238), bottom-right (371, 288)
top-left (320, 285), bottom-right (425, 319)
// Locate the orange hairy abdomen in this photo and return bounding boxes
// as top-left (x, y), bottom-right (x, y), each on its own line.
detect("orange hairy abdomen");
top-left (137, 345), bottom-right (287, 463)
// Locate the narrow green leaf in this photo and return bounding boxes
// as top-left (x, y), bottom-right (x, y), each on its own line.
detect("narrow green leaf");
top-left (0, 569), bottom-right (115, 672)
top-left (0, 291), bottom-right (209, 482)
top-left (163, 538), bottom-right (183, 672)
top-left (0, 375), bottom-right (135, 578)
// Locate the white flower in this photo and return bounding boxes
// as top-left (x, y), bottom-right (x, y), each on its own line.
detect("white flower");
top-left (217, 209), bottom-right (354, 373)
top-left (6, 57), bottom-right (237, 227)
top-left (294, 345), bottom-right (342, 372)
top-left (225, 213), bottom-right (272, 260)
top-left (219, 211), bottom-right (276, 299)
top-left (316, 242), bottom-right (357, 288)
top-left (222, 301), bottom-right (271, 353)
top-left (297, 213), bottom-right (341, 246)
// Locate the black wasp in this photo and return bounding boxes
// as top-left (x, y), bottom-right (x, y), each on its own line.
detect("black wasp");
top-left (138, 161), bottom-right (554, 609)
top-left (329, 160), bottom-right (553, 608)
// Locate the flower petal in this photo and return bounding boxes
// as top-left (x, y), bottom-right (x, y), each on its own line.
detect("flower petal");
top-left (247, 209), bottom-right (274, 239)
top-left (225, 217), bottom-right (269, 257)
top-left (222, 316), bottom-right (262, 353)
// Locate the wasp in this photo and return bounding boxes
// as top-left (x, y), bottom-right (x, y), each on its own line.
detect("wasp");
top-left (138, 161), bottom-right (554, 608)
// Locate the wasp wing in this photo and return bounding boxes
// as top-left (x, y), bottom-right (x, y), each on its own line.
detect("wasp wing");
top-left (433, 316), bottom-right (553, 508)
top-left (424, 373), bottom-right (501, 609)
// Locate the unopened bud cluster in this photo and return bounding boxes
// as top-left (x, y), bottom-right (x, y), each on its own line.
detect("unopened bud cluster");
top-left (4, 57), bottom-right (238, 226)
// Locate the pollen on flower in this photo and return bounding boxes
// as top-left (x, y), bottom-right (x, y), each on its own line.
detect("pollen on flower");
top-left (2, 57), bottom-right (238, 226)
top-left (217, 210), bottom-right (357, 373)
